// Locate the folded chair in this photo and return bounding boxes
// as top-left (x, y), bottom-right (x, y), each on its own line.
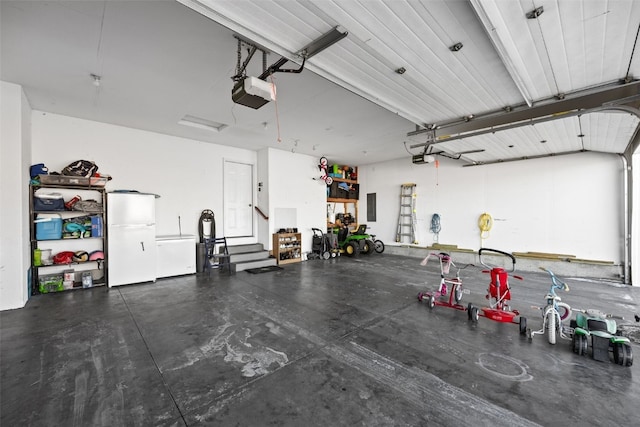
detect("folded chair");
top-left (204, 237), bottom-right (232, 275)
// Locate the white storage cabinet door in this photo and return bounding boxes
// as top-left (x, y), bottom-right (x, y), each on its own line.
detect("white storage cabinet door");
top-left (108, 226), bottom-right (157, 286)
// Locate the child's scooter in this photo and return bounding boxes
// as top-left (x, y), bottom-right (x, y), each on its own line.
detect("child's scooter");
top-left (467, 248), bottom-right (527, 335)
top-left (527, 267), bottom-right (572, 344)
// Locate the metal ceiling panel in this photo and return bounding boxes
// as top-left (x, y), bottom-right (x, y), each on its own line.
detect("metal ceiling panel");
top-left (472, 0), bottom-right (640, 103)
top-left (581, 111), bottom-right (640, 153)
top-left (428, 111), bottom-right (639, 165)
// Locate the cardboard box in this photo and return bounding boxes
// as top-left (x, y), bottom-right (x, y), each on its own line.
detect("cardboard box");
top-left (82, 271), bottom-right (94, 288)
top-left (63, 269), bottom-right (75, 290)
top-left (91, 216), bottom-right (103, 237)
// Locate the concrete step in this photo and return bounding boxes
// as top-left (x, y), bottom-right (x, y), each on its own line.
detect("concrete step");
top-left (226, 243), bottom-right (265, 255)
top-left (231, 250), bottom-right (270, 263)
top-left (235, 257), bottom-right (278, 272)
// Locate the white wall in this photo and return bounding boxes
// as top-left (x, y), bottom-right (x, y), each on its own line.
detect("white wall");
top-left (31, 112), bottom-right (258, 241)
top-left (256, 148), bottom-right (270, 248)
top-left (634, 151), bottom-right (639, 282)
top-left (266, 148), bottom-right (327, 254)
top-left (0, 105), bottom-right (340, 312)
top-left (31, 113), bottom-right (326, 257)
top-left (0, 81), bottom-right (32, 310)
top-left (2, 91), bottom-right (634, 311)
top-left (359, 153), bottom-right (623, 263)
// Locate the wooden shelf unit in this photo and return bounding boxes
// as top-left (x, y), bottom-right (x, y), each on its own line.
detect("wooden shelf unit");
top-left (327, 167), bottom-right (358, 230)
top-left (272, 232), bottom-right (302, 265)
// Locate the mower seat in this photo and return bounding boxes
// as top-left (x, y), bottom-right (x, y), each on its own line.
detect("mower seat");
top-left (353, 224), bottom-right (367, 235)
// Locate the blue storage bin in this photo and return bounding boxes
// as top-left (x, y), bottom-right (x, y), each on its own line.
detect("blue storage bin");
top-left (36, 214), bottom-right (62, 240)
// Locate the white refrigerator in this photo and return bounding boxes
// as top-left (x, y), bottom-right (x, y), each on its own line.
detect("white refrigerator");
top-left (107, 192), bottom-right (157, 287)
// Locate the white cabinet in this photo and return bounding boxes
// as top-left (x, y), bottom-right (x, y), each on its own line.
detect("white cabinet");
top-left (107, 193), bottom-right (157, 287)
top-left (108, 226), bottom-right (157, 286)
top-left (156, 235), bottom-right (196, 278)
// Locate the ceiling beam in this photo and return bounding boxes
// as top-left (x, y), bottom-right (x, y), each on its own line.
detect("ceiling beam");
top-left (408, 81), bottom-right (640, 146)
top-left (462, 150), bottom-right (591, 167)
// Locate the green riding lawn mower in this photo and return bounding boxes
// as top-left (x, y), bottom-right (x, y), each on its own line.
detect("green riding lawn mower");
top-left (334, 224), bottom-right (384, 257)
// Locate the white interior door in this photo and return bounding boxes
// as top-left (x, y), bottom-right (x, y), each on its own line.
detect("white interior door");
top-left (224, 160), bottom-right (253, 237)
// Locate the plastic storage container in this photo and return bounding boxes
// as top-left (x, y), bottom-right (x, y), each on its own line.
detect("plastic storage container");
top-left (37, 174), bottom-right (107, 187)
top-left (38, 273), bottom-right (64, 293)
top-left (35, 214), bottom-right (62, 240)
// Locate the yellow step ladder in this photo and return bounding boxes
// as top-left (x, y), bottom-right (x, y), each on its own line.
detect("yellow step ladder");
top-left (396, 183), bottom-right (418, 244)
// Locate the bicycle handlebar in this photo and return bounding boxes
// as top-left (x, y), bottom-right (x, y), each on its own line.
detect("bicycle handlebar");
top-left (539, 267), bottom-right (569, 292)
top-left (478, 248), bottom-right (516, 271)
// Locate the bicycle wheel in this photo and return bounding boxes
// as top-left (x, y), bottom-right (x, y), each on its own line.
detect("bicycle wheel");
top-left (454, 285), bottom-right (463, 303)
top-left (547, 309), bottom-right (556, 344)
top-left (428, 295), bottom-right (435, 309)
top-left (557, 302), bottom-right (571, 321)
top-left (519, 316), bottom-right (527, 335)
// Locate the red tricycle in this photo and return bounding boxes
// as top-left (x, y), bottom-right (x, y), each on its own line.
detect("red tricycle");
top-left (467, 248), bottom-right (528, 334)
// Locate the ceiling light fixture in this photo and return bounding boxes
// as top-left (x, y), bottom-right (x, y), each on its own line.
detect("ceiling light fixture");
top-left (457, 149), bottom-right (485, 155)
top-left (526, 6), bottom-right (544, 19)
top-left (90, 73), bottom-right (101, 87)
top-left (395, 67), bottom-right (406, 74)
top-left (449, 42), bottom-right (463, 52)
top-left (178, 115), bottom-right (227, 132)
top-left (298, 26), bottom-right (348, 59)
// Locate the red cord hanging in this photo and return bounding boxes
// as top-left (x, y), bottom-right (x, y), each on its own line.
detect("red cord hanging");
top-left (270, 74), bottom-right (282, 143)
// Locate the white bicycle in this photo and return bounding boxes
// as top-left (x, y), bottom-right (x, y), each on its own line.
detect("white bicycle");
top-left (527, 267), bottom-right (572, 344)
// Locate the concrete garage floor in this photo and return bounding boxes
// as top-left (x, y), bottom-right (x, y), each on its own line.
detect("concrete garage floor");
top-left (2, 254), bottom-right (639, 426)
